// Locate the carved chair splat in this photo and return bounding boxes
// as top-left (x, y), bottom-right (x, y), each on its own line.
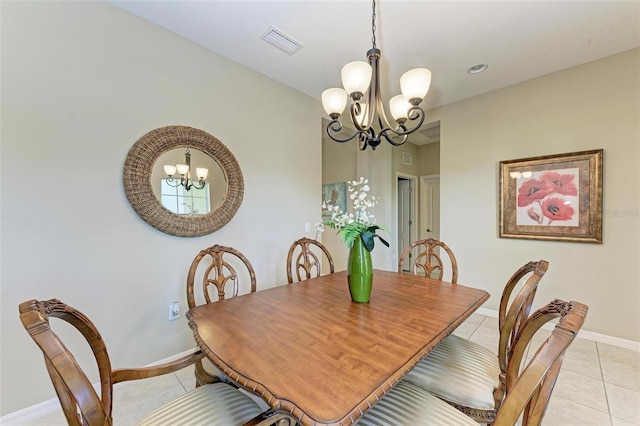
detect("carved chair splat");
top-left (186, 244), bottom-right (257, 386)
top-left (286, 237), bottom-right (335, 284)
top-left (398, 238), bottom-right (458, 283)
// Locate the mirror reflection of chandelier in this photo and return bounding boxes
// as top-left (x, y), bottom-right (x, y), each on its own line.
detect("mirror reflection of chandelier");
top-left (321, 0), bottom-right (432, 150)
top-left (163, 149), bottom-right (208, 191)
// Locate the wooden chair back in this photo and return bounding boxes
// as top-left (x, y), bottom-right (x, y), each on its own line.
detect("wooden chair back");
top-left (186, 244), bottom-right (257, 385)
top-left (19, 299), bottom-right (114, 425)
top-left (493, 260), bottom-right (549, 407)
top-left (20, 298), bottom-right (293, 426)
top-left (186, 244), bottom-right (257, 308)
top-left (19, 299), bottom-right (209, 425)
top-left (494, 300), bottom-right (588, 425)
top-left (286, 237), bottom-right (335, 283)
top-left (398, 238), bottom-right (458, 283)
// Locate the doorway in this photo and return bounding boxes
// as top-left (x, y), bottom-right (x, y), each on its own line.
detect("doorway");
top-left (397, 174), bottom-right (418, 272)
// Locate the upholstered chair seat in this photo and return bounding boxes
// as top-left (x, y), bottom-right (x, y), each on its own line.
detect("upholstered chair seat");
top-left (406, 334), bottom-right (500, 410)
top-left (402, 260), bottom-right (549, 422)
top-left (138, 382), bottom-right (263, 426)
top-left (357, 381), bottom-right (478, 426)
top-left (358, 300), bottom-right (588, 426)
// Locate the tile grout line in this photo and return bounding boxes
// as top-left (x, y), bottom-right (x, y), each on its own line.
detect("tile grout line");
top-left (596, 342), bottom-right (616, 426)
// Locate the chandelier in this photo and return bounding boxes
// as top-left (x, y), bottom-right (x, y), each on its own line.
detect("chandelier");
top-left (321, 0), bottom-right (431, 151)
top-left (163, 149), bottom-right (208, 191)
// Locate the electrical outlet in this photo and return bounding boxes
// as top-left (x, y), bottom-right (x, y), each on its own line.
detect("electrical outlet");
top-left (305, 222), bottom-right (311, 233)
top-left (168, 301), bottom-right (180, 320)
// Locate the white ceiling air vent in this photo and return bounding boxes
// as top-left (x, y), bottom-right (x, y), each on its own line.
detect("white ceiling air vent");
top-left (261, 26), bottom-right (303, 55)
top-left (402, 152), bottom-right (413, 166)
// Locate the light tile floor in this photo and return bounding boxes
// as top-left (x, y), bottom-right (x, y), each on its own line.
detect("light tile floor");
top-left (17, 313), bottom-right (640, 425)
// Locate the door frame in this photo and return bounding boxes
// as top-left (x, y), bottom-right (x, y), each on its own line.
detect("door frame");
top-left (394, 172), bottom-right (419, 269)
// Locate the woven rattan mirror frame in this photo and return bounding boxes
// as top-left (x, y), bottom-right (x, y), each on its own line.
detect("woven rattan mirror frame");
top-left (123, 126), bottom-right (244, 237)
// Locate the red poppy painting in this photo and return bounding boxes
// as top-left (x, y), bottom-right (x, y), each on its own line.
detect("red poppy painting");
top-left (499, 149), bottom-right (603, 243)
top-left (515, 168), bottom-right (579, 226)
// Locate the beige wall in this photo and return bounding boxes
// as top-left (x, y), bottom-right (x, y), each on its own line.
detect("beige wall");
top-left (1, 1), bottom-right (321, 415)
top-left (419, 142), bottom-right (440, 176)
top-left (430, 48), bottom-right (640, 341)
top-left (392, 142), bottom-right (420, 176)
top-left (321, 130), bottom-right (357, 271)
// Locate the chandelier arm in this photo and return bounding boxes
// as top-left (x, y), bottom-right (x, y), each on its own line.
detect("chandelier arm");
top-left (358, 129), bottom-right (374, 150)
top-left (380, 128), bottom-right (409, 146)
top-left (190, 180), bottom-right (207, 190)
top-left (349, 102), bottom-right (368, 132)
top-left (377, 105), bottom-right (426, 145)
top-left (164, 177), bottom-right (182, 188)
top-left (396, 106), bottom-right (426, 135)
top-left (325, 119), bottom-right (367, 143)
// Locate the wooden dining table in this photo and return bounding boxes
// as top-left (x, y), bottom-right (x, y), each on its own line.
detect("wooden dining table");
top-left (187, 269), bottom-right (490, 426)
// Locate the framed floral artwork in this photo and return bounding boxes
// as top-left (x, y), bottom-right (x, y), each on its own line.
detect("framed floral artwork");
top-left (499, 149), bottom-right (603, 243)
top-left (322, 182), bottom-right (347, 218)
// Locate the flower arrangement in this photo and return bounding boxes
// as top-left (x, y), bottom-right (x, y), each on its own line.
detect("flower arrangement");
top-left (322, 177), bottom-right (389, 251)
top-left (517, 171), bottom-right (578, 225)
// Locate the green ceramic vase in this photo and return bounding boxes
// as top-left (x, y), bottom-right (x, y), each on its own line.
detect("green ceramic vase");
top-left (348, 236), bottom-right (373, 303)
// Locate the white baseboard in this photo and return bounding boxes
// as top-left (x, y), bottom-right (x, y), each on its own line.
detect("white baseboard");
top-left (1, 398), bottom-right (62, 425)
top-left (3, 321), bottom-right (639, 423)
top-left (475, 307), bottom-right (640, 352)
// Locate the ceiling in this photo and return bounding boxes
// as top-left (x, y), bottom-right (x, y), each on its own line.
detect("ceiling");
top-left (110, 1), bottom-right (639, 144)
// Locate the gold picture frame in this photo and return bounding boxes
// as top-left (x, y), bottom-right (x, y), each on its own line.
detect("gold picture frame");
top-left (499, 149), bottom-right (603, 243)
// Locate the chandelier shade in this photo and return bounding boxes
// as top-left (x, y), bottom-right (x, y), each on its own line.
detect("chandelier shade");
top-left (341, 61), bottom-right (372, 97)
top-left (321, 88), bottom-right (348, 118)
top-left (321, 0), bottom-right (432, 150)
top-left (389, 95), bottom-right (411, 121)
top-left (400, 68), bottom-right (432, 103)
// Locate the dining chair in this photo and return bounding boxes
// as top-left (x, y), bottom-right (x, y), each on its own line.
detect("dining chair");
top-left (18, 298), bottom-right (287, 426)
top-left (357, 299), bottom-right (588, 426)
top-left (286, 237), bottom-right (335, 283)
top-left (397, 238), bottom-right (458, 283)
top-left (186, 244), bottom-right (257, 386)
top-left (402, 259), bottom-right (549, 423)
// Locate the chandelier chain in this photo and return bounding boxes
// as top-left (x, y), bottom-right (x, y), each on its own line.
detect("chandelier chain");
top-left (371, 0), bottom-right (377, 49)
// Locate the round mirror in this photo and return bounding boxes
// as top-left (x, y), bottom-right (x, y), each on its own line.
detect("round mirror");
top-left (123, 126), bottom-right (244, 237)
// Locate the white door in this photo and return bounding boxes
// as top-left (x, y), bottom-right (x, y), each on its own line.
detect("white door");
top-left (398, 178), bottom-right (412, 261)
top-left (421, 176), bottom-right (440, 241)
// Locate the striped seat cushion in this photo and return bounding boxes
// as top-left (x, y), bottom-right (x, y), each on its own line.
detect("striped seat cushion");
top-left (137, 382), bottom-right (263, 426)
top-left (357, 381), bottom-right (477, 425)
top-left (403, 334), bottom-right (500, 410)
